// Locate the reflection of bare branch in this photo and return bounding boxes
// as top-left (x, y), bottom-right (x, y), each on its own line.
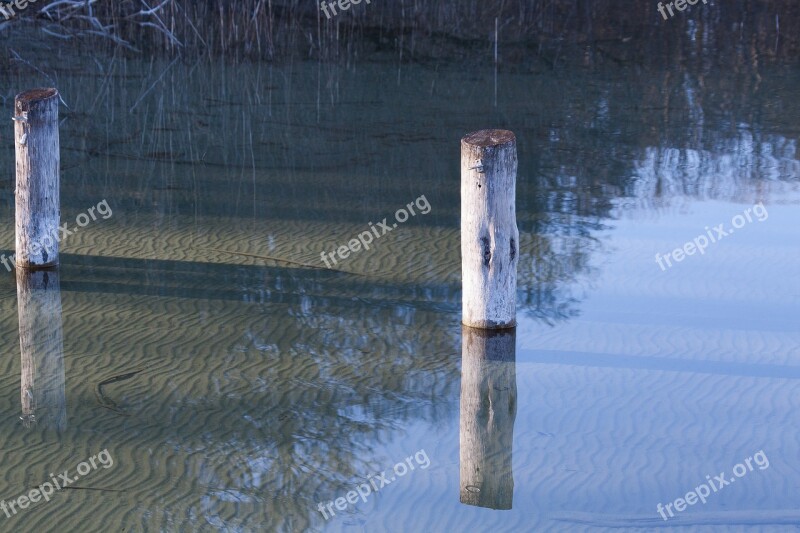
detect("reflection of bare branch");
top-left (135, 21), bottom-right (183, 47)
top-left (37, 0), bottom-right (178, 50)
top-left (39, 0), bottom-right (98, 17)
top-left (8, 48), bottom-right (60, 91)
top-left (82, 29), bottom-right (140, 51)
top-left (130, 0), bottom-right (171, 18)
top-left (40, 26), bottom-right (73, 40)
top-left (129, 56), bottom-right (180, 113)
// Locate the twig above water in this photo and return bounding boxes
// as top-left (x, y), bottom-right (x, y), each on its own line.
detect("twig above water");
top-left (95, 367), bottom-right (148, 415)
top-left (63, 486), bottom-right (127, 492)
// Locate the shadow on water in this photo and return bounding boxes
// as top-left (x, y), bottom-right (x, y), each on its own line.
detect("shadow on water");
top-left (1, 251), bottom-right (465, 530)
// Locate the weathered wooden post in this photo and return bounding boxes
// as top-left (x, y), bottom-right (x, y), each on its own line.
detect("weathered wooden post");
top-left (461, 129), bottom-right (518, 329)
top-left (18, 269), bottom-right (66, 431)
top-left (14, 88), bottom-right (60, 269)
top-left (459, 326), bottom-right (516, 509)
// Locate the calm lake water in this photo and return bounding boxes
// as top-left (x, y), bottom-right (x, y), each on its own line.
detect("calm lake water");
top-left (0, 38), bottom-right (799, 532)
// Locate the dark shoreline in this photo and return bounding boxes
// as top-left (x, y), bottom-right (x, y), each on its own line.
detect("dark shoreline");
top-left (0, 0), bottom-right (797, 66)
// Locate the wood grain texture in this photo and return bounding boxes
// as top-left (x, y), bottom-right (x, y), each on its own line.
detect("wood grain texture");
top-left (461, 129), bottom-right (519, 328)
top-left (15, 88), bottom-right (60, 269)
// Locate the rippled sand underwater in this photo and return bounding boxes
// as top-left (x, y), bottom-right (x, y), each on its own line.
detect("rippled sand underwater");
top-left (0, 45), bottom-right (798, 532)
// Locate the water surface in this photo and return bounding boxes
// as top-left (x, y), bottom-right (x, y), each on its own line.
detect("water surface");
top-left (0, 37), bottom-right (798, 532)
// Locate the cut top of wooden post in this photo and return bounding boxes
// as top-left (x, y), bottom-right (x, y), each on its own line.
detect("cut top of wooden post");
top-left (462, 129), bottom-right (515, 148)
top-left (15, 88), bottom-right (59, 118)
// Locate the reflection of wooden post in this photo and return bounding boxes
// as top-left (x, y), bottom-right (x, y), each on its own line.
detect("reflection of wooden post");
top-left (460, 325), bottom-right (516, 510)
top-left (18, 269), bottom-right (66, 430)
top-left (15, 88), bottom-right (60, 269)
top-left (461, 129), bottom-right (518, 329)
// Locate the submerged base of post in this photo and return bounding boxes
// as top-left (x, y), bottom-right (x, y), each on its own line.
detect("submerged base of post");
top-left (459, 325), bottom-right (516, 509)
top-left (18, 269), bottom-right (66, 431)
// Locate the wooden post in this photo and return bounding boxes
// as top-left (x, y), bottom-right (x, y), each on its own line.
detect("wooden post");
top-left (18, 269), bottom-right (66, 431)
top-left (15, 88), bottom-right (60, 270)
top-left (461, 129), bottom-right (518, 329)
top-left (459, 325), bottom-right (516, 509)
